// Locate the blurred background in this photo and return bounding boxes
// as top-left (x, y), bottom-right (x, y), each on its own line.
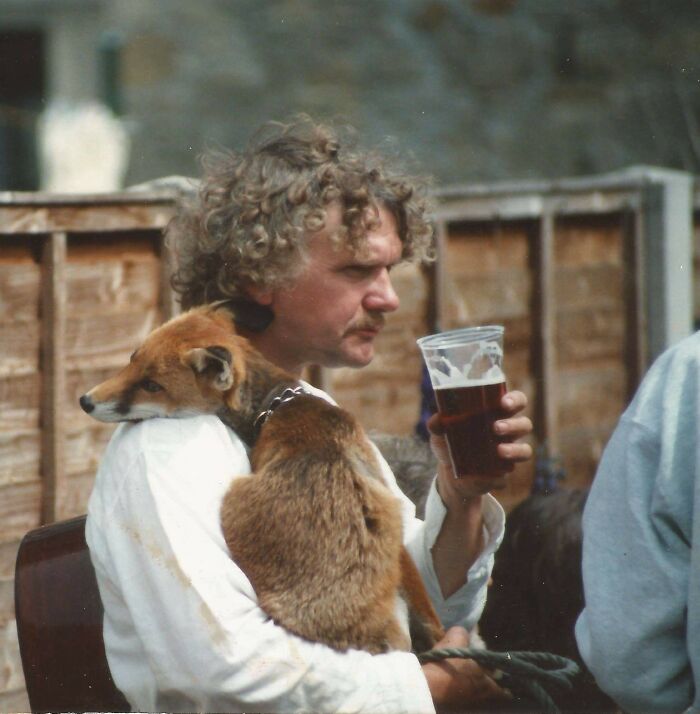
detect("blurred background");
top-left (1, 0), bottom-right (700, 191)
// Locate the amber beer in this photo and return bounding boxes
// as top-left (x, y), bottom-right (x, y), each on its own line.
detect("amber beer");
top-left (435, 379), bottom-right (507, 476)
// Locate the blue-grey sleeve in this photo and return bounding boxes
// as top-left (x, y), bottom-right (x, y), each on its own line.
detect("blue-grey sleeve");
top-left (576, 336), bottom-right (700, 713)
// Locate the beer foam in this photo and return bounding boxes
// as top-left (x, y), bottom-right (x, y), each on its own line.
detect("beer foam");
top-left (432, 369), bottom-right (505, 389)
top-left (424, 340), bottom-right (505, 388)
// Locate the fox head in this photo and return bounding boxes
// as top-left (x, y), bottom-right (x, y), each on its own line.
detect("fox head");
top-left (79, 305), bottom-right (252, 423)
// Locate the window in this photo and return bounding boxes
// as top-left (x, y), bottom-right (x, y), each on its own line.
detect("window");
top-left (0, 29), bottom-right (46, 190)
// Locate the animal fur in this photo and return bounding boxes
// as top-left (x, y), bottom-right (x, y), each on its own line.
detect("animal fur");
top-left (81, 302), bottom-right (444, 654)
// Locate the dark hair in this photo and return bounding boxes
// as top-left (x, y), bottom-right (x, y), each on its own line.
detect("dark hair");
top-left (168, 115), bottom-right (435, 309)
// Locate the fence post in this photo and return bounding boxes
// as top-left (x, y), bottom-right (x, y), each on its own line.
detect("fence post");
top-left (40, 231), bottom-right (67, 523)
top-left (637, 167), bottom-right (694, 362)
top-left (536, 206), bottom-right (559, 459)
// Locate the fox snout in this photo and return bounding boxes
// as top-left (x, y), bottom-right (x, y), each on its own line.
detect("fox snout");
top-left (79, 394), bottom-right (95, 414)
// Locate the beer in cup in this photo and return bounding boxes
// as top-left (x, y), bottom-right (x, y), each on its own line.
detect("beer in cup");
top-left (417, 326), bottom-right (506, 477)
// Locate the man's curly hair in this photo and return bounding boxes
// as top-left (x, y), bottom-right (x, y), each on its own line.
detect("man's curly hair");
top-left (168, 115), bottom-right (436, 309)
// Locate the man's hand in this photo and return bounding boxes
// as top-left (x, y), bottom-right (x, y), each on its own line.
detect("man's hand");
top-left (429, 389), bottom-right (533, 505)
top-left (421, 626), bottom-right (511, 712)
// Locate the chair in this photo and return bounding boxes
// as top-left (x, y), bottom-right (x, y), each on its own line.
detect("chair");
top-left (15, 515), bottom-right (131, 713)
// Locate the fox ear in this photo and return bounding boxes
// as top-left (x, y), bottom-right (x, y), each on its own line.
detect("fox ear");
top-left (187, 346), bottom-right (234, 391)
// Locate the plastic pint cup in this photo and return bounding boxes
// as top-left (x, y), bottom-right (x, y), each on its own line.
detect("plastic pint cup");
top-left (417, 326), bottom-right (506, 477)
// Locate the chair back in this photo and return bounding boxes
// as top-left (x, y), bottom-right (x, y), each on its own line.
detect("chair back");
top-left (15, 515), bottom-right (130, 713)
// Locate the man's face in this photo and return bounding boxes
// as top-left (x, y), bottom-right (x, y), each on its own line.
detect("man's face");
top-left (250, 203), bottom-right (402, 375)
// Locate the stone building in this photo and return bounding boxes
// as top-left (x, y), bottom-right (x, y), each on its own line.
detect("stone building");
top-left (1, 0), bottom-right (700, 190)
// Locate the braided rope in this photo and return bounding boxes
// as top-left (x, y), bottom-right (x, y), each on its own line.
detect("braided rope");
top-left (417, 647), bottom-right (580, 713)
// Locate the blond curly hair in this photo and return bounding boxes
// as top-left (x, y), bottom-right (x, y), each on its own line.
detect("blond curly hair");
top-left (168, 115), bottom-right (435, 309)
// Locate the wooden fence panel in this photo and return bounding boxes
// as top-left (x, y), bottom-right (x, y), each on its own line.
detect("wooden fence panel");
top-left (0, 192), bottom-right (175, 708)
top-left (553, 215), bottom-right (632, 490)
top-left (428, 209), bottom-right (642, 505)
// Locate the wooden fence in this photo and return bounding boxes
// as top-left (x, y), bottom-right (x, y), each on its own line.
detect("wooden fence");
top-left (0, 167), bottom-right (696, 709)
top-left (0, 191), bottom-right (174, 712)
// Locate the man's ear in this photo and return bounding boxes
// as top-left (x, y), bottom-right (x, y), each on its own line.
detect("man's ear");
top-left (186, 346), bottom-right (234, 391)
top-left (245, 283), bottom-right (274, 306)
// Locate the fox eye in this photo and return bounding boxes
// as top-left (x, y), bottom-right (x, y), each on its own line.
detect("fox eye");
top-left (139, 378), bottom-right (163, 393)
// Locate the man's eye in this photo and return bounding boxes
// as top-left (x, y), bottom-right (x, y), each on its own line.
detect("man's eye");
top-left (343, 266), bottom-right (373, 278)
top-left (140, 378), bottom-right (163, 393)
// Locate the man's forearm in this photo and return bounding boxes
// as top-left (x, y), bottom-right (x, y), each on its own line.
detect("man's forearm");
top-left (431, 478), bottom-right (485, 598)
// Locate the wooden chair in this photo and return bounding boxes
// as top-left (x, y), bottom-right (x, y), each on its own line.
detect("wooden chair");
top-left (15, 515), bottom-right (131, 713)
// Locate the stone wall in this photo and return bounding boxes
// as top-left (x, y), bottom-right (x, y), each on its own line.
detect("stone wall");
top-left (1, 0), bottom-right (700, 187)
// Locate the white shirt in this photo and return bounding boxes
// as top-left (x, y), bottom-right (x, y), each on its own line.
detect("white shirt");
top-left (86, 385), bottom-right (504, 713)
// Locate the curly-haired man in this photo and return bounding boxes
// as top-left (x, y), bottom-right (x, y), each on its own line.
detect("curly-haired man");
top-left (86, 116), bottom-right (532, 713)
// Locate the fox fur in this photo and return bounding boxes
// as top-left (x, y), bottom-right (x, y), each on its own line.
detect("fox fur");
top-left (81, 302), bottom-right (444, 654)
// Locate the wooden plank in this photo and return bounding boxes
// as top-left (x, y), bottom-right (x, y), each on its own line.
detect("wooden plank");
top-left (536, 209), bottom-right (559, 457)
top-left (0, 541), bottom-right (19, 581)
top-left (554, 264), bottom-right (624, 311)
top-left (0, 585), bottom-right (15, 628)
top-left (0, 429), bottom-right (41, 487)
top-left (0, 688), bottom-right (30, 714)
top-left (64, 309), bottom-right (159, 370)
top-left (0, 322), bottom-right (40, 378)
top-left (432, 187), bottom-right (639, 222)
top-left (432, 219), bottom-right (449, 331)
top-left (0, 189), bottom-right (176, 204)
top-left (0, 260), bottom-right (40, 324)
top-left (557, 365), bottom-right (627, 431)
top-left (64, 423), bottom-right (115, 478)
top-left (57, 472), bottom-right (99, 521)
top-left (556, 307), bottom-right (626, 364)
top-left (0, 482), bottom-right (41, 544)
top-left (630, 206), bottom-right (648, 387)
top-left (0, 202), bottom-right (174, 234)
top-left (65, 258), bottom-right (160, 318)
top-left (0, 618), bottom-right (26, 699)
top-left (40, 233), bottom-right (67, 524)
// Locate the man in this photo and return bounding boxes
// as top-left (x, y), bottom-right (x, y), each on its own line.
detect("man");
top-left (86, 115), bottom-right (532, 713)
top-left (576, 331), bottom-right (700, 713)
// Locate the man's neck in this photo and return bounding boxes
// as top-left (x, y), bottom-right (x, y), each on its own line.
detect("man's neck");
top-left (245, 331), bottom-right (304, 379)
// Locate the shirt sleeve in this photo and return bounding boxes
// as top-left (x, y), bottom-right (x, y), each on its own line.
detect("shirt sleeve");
top-left (575, 338), bottom-right (700, 713)
top-left (87, 418), bottom-right (435, 714)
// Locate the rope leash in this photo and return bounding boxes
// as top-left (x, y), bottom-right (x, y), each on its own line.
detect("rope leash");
top-left (417, 647), bottom-right (580, 713)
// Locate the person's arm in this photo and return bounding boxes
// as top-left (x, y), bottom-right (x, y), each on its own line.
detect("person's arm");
top-left (575, 340), bottom-right (700, 713)
top-left (87, 418), bottom-right (435, 714)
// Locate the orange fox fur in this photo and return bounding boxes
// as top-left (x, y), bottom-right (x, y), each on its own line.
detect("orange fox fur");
top-left (81, 302), bottom-right (444, 654)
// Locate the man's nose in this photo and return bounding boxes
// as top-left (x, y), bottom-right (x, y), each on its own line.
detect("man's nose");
top-left (364, 269), bottom-right (400, 312)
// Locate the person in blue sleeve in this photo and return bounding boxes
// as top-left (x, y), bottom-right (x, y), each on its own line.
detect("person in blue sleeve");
top-left (576, 331), bottom-right (700, 713)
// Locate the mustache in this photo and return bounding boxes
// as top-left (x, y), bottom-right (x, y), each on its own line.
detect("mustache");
top-left (347, 315), bottom-right (385, 332)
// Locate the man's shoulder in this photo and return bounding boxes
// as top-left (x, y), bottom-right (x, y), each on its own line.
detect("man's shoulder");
top-left (641, 331), bottom-right (700, 397)
top-left (105, 415), bottom-right (246, 463)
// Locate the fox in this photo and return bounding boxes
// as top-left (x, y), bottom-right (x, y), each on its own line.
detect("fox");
top-left (80, 301), bottom-right (445, 654)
